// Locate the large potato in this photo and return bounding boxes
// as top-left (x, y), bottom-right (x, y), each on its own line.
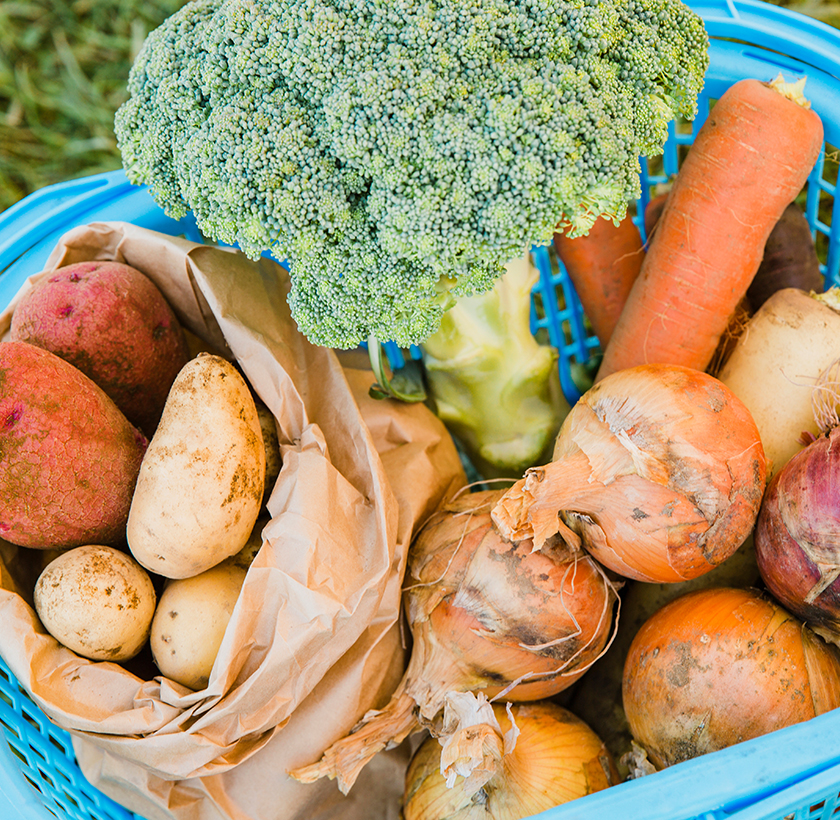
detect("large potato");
top-left (10, 260), bottom-right (191, 435)
top-left (127, 354), bottom-right (265, 579)
top-left (34, 545), bottom-right (157, 661)
top-left (150, 559), bottom-right (248, 690)
top-left (0, 341), bottom-right (147, 550)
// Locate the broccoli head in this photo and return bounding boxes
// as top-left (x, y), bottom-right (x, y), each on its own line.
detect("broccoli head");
top-left (115, 0), bottom-right (709, 349)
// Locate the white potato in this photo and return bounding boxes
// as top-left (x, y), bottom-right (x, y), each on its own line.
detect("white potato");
top-left (127, 353), bottom-right (266, 579)
top-left (226, 516), bottom-right (268, 572)
top-left (34, 545), bottom-right (156, 661)
top-left (150, 559), bottom-right (248, 690)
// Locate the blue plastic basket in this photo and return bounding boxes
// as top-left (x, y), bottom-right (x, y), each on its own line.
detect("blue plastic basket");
top-left (1, 2), bottom-right (840, 819)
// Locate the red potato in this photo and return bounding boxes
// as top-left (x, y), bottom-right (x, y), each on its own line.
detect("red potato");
top-left (0, 341), bottom-right (148, 550)
top-left (10, 260), bottom-right (190, 435)
top-left (596, 76), bottom-right (825, 382)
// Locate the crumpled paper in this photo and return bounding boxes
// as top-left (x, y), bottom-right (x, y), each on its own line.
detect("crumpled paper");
top-left (0, 221), bottom-right (466, 820)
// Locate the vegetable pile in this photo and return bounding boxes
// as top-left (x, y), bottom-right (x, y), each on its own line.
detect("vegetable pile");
top-left (7, 0), bottom-right (840, 816)
top-left (288, 71), bottom-right (840, 819)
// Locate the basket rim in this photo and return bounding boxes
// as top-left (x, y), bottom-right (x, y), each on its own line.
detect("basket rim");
top-left (1, 4), bottom-right (840, 820)
top-left (690, 0), bottom-right (840, 80)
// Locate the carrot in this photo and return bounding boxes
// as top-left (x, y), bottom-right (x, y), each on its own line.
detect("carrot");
top-left (595, 76), bottom-right (824, 382)
top-left (646, 197), bottom-right (823, 313)
top-left (643, 189), bottom-right (753, 377)
top-left (552, 212), bottom-right (645, 347)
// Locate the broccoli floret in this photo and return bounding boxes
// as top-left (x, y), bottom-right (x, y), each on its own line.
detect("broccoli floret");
top-left (115, 0), bottom-right (709, 350)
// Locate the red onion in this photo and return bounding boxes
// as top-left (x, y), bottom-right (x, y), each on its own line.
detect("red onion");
top-left (754, 358), bottom-right (840, 643)
top-left (755, 428), bottom-right (840, 642)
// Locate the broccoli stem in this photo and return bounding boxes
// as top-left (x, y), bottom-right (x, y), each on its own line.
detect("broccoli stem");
top-left (367, 337), bottom-right (428, 403)
top-left (421, 253), bottom-right (571, 480)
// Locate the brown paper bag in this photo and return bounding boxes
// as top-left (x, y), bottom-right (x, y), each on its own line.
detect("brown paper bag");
top-left (0, 222), bottom-right (466, 819)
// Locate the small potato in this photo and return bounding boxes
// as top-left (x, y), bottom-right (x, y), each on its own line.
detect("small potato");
top-left (255, 400), bottom-right (282, 504)
top-left (150, 560), bottom-right (247, 690)
top-left (34, 545), bottom-right (156, 661)
top-left (226, 517), bottom-right (268, 572)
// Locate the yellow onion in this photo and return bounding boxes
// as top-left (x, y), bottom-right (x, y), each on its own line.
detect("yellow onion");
top-left (291, 489), bottom-right (618, 793)
top-left (622, 587), bottom-right (840, 770)
top-left (403, 694), bottom-right (617, 820)
top-left (492, 364), bottom-right (767, 583)
top-left (564, 532), bottom-right (761, 777)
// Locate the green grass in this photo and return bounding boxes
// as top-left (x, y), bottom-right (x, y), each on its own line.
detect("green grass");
top-left (0, 0), bottom-right (186, 212)
top-left (786, 0), bottom-right (840, 27)
top-left (0, 0), bottom-right (838, 215)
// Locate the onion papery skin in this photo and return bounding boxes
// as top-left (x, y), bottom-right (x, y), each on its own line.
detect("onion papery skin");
top-left (406, 489), bottom-right (617, 706)
top-left (622, 587), bottom-right (840, 770)
top-left (403, 701), bottom-right (617, 820)
top-left (290, 489), bottom-right (617, 793)
top-left (755, 427), bottom-right (840, 642)
top-left (492, 364), bottom-right (767, 583)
